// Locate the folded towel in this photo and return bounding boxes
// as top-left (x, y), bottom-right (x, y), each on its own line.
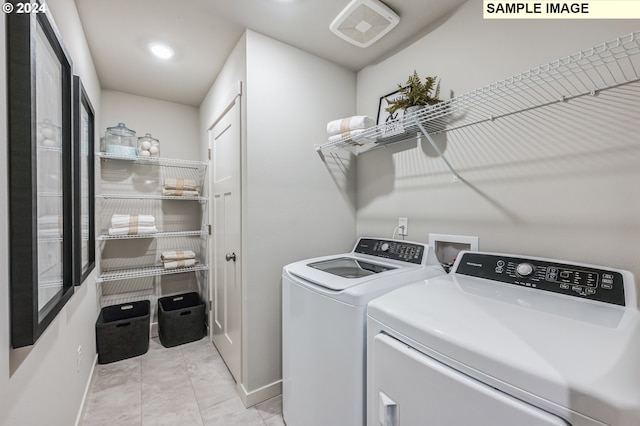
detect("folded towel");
top-left (111, 214), bottom-right (156, 229)
top-left (108, 226), bottom-right (158, 236)
top-left (163, 259), bottom-right (196, 269)
top-left (161, 250), bottom-right (196, 262)
top-left (162, 188), bottom-right (200, 197)
top-left (37, 215), bottom-right (62, 226)
top-left (327, 116), bottom-right (374, 136)
top-left (38, 228), bottom-right (63, 238)
top-left (164, 178), bottom-right (198, 191)
top-left (328, 129), bottom-right (377, 146)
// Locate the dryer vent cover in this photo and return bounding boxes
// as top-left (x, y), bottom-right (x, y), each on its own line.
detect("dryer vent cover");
top-left (330, 0), bottom-right (400, 48)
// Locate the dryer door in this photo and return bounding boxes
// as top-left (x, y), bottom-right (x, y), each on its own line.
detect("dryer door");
top-left (370, 334), bottom-right (570, 426)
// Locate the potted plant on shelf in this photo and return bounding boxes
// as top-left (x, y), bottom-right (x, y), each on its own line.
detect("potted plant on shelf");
top-left (385, 70), bottom-right (442, 114)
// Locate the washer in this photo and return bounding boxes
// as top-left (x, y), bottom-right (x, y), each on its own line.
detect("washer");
top-left (282, 237), bottom-right (446, 426)
top-left (367, 251), bottom-right (640, 426)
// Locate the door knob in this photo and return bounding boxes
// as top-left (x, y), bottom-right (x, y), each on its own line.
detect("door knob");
top-left (225, 252), bottom-right (236, 262)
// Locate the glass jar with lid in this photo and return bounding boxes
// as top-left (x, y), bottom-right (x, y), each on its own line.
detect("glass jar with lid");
top-left (137, 133), bottom-right (160, 158)
top-left (105, 122), bottom-right (137, 157)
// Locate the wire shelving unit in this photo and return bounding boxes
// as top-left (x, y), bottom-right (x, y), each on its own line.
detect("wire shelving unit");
top-left (316, 30), bottom-right (640, 177)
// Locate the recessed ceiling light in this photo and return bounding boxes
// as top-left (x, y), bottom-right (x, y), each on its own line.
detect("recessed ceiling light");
top-left (149, 43), bottom-right (174, 60)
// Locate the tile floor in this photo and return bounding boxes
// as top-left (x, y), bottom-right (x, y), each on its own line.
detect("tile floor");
top-left (80, 337), bottom-right (284, 425)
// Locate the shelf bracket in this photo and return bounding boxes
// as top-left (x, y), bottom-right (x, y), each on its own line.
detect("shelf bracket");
top-left (414, 119), bottom-right (460, 182)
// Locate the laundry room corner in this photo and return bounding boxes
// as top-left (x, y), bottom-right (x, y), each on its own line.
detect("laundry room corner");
top-left (355, 1), bottom-right (640, 280)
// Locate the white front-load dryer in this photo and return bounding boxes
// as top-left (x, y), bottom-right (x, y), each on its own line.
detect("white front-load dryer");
top-left (282, 238), bottom-right (445, 426)
top-left (367, 251), bottom-right (640, 426)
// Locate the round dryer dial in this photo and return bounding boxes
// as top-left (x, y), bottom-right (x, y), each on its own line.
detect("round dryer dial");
top-left (516, 262), bottom-right (535, 277)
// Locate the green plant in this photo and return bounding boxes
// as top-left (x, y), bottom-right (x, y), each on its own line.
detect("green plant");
top-left (386, 70), bottom-right (442, 114)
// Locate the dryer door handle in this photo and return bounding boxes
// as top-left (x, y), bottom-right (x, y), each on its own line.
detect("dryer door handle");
top-left (379, 391), bottom-right (398, 426)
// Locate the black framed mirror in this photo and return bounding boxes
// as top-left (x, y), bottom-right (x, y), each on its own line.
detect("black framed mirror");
top-left (73, 76), bottom-right (96, 285)
top-left (7, 3), bottom-right (74, 347)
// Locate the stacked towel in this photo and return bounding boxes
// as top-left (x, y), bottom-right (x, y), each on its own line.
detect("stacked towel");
top-left (162, 250), bottom-right (196, 269)
top-left (164, 178), bottom-right (198, 191)
top-left (328, 129), bottom-right (374, 145)
top-left (38, 215), bottom-right (62, 237)
top-left (108, 214), bottom-right (157, 236)
top-left (162, 188), bottom-right (200, 197)
top-left (326, 116), bottom-right (375, 136)
top-left (326, 115), bottom-right (376, 144)
top-left (163, 177), bottom-right (200, 197)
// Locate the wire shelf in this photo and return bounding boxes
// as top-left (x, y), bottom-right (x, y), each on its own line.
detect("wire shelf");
top-left (97, 229), bottom-right (208, 241)
top-left (98, 193), bottom-right (208, 202)
top-left (97, 152), bottom-right (207, 169)
top-left (96, 264), bottom-right (209, 283)
top-left (317, 30), bottom-right (640, 155)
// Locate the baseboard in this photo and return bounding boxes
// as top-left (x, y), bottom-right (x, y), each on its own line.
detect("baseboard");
top-left (74, 354), bottom-right (98, 426)
top-left (237, 380), bottom-right (282, 408)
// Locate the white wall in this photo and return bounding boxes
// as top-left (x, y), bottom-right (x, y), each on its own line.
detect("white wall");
top-left (200, 30), bottom-right (357, 405)
top-left (1, 0), bottom-right (102, 424)
top-left (356, 1), bottom-right (640, 279)
top-left (101, 91), bottom-right (200, 161)
top-left (243, 30), bottom-right (357, 397)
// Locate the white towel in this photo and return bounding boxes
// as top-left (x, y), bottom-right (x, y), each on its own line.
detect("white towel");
top-left (163, 259), bottom-right (196, 269)
top-left (162, 188), bottom-right (200, 197)
top-left (111, 214), bottom-right (156, 229)
top-left (326, 116), bottom-right (374, 136)
top-left (37, 215), bottom-right (62, 226)
top-left (164, 178), bottom-right (198, 191)
top-left (328, 129), bottom-right (377, 145)
top-left (38, 228), bottom-right (63, 238)
top-left (108, 226), bottom-right (158, 236)
top-left (161, 250), bottom-right (196, 262)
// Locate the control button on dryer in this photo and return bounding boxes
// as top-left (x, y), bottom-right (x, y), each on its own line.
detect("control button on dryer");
top-left (380, 243), bottom-right (390, 252)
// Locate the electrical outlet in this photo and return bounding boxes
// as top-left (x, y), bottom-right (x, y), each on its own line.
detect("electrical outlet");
top-left (77, 345), bottom-right (83, 372)
top-left (398, 217), bottom-right (408, 236)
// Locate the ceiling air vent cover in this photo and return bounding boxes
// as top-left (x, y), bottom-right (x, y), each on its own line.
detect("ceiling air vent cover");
top-left (330, 0), bottom-right (400, 48)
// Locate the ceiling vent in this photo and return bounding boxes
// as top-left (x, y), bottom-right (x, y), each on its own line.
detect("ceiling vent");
top-left (330, 0), bottom-right (400, 48)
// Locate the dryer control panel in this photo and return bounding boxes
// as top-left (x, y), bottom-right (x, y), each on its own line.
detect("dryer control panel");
top-left (354, 238), bottom-right (424, 265)
top-left (454, 252), bottom-right (626, 306)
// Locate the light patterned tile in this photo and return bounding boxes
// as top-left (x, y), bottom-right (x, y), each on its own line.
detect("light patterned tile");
top-left (255, 395), bottom-right (282, 421)
top-left (81, 380), bottom-right (142, 425)
top-left (91, 357), bottom-right (141, 391)
top-left (264, 414), bottom-right (285, 426)
top-left (141, 373), bottom-right (203, 426)
top-left (200, 397), bottom-right (265, 426)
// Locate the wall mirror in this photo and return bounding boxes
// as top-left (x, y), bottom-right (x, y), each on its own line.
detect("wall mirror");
top-left (73, 76), bottom-right (96, 285)
top-left (7, 5), bottom-right (74, 347)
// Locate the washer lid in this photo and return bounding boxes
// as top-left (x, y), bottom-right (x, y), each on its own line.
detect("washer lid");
top-left (367, 275), bottom-right (640, 425)
top-left (286, 254), bottom-right (407, 291)
top-left (307, 257), bottom-right (396, 279)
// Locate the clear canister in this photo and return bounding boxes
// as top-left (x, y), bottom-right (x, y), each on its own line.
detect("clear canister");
top-left (105, 123), bottom-right (137, 157)
top-left (138, 133), bottom-right (160, 158)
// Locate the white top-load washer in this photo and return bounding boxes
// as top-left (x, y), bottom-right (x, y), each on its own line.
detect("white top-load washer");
top-left (367, 251), bottom-right (640, 426)
top-left (282, 237), bottom-right (445, 426)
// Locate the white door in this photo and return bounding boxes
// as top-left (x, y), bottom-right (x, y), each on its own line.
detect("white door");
top-left (209, 93), bottom-right (242, 382)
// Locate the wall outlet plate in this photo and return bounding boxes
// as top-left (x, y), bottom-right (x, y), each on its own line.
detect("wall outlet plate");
top-left (428, 233), bottom-right (479, 265)
top-left (398, 217), bottom-right (408, 236)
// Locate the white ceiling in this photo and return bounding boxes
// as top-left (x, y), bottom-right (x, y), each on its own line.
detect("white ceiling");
top-left (74, 0), bottom-right (466, 106)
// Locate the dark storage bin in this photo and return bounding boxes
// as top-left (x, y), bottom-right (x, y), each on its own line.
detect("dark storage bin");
top-left (158, 292), bottom-right (206, 348)
top-left (96, 300), bottom-right (150, 364)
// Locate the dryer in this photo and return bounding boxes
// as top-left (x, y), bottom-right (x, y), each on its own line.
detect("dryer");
top-left (282, 237), bottom-right (445, 426)
top-left (367, 251), bottom-right (640, 426)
